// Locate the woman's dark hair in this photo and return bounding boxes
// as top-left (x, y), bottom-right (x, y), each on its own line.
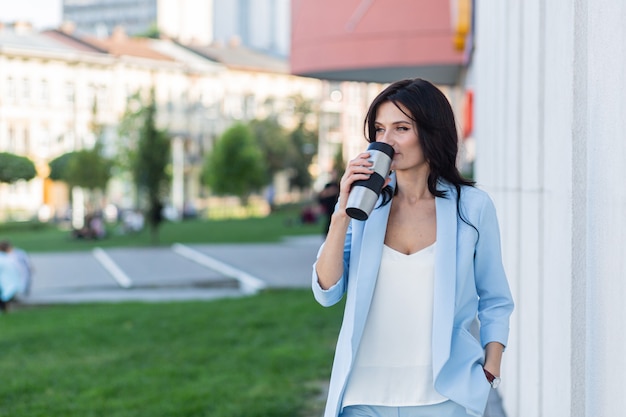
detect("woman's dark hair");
top-left (365, 78), bottom-right (476, 227)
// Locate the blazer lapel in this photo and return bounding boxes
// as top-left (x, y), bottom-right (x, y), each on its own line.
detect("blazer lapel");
top-left (350, 196), bottom-right (392, 356)
top-left (432, 184), bottom-right (458, 377)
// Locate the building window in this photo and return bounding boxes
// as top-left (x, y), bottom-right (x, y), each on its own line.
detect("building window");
top-left (7, 126), bottom-right (15, 153)
top-left (40, 80), bottom-right (50, 103)
top-left (65, 82), bottom-right (75, 103)
top-left (7, 77), bottom-right (16, 101)
top-left (22, 78), bottom-right (31, 100)
top-left (244, 94), bottom-right (256, 119)
top-left (326, 112), bottom-right (341, 132)
top-left (23, 127), bottom-right (31, 154)
top-left (224, 96), bottom-right (243, 120)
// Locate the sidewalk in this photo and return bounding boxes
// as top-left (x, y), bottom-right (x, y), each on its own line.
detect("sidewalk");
top-left (18, 235), bottom-right (324, 305)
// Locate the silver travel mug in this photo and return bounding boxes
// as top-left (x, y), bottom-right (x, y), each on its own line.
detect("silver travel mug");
top-left (345, 142), bottom-right (394, 220)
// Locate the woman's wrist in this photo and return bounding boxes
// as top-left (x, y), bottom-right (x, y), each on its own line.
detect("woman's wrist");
top-left (483, 362), bottom-right (501, 377)
top-left (330, 209), bottom-right (350, 226)
top-left (483, 342), bottom-right (504, 376)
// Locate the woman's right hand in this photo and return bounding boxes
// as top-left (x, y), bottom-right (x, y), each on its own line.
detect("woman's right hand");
top-left (336, 150), bottom-right (392, 216)
top-left (336, 151), bottom-right (375, 214)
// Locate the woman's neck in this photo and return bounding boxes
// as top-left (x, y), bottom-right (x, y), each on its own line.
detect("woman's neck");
top-left (394, 169), bottom-right (433, 202)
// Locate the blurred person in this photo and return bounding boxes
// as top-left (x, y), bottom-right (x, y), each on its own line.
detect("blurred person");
top-left (0, 240), bottom-right (33, 296)
top-left (89, 214), bottom-right (106, 239)
top-left (318, 171), bottom-right (340, 236)
top-left (0, 241), bottom-right (26, 312)
top-left (72, 213), bottom-right (105, 240)
top-left (312, 78), bottom-right (514, 417)
top-left (300, 204), bottom-right (319, 224)
top-left (122, 209), bottom-right (145, 233)
top-left (265, 185), bottom-right (276, 213)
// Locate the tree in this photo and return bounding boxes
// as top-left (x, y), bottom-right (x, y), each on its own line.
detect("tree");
top-left (47, 101), bottom-right (112, 231)
top-left (116, 92), bottom-right (142, 179)
top-left (48, 146), bottom-right (112, 218)
top-left (202, 123), bottom-right (266, 205)
top-left (65, 144), bottom-right (111, 191)
top-left (131, 91), bottom-right (171, 243)
top-left (249, 117), bottom-right (289, 183)
top-left (117, 90), bottom-right (171, 242)
top-left (286, 95), bottom-right (318, 190)
top-left (48, 152), bottom-right (76, 183)
top-left (135, 23), bottom-right (160, 39)
top-left (250, 95), bottom-right (319, 192)
top-left (332, 145), bottom-right (346, 177)
top-left (0, 153), bottom-right (36, 184)
top-left (286, 121), bottom-right (317, 190)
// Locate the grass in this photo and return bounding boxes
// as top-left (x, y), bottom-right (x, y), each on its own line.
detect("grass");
top-left (0, 290), bottom-right (344, 417)
top-left (0, 206), bottom-right (340, 415)
top-left (1, 206), bottom-right (325, 253)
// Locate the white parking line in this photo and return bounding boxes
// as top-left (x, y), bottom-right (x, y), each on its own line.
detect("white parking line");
top-left (92, 247), bottom-right (133, 288)
top-left (171, 243), bottom-right (266, 295)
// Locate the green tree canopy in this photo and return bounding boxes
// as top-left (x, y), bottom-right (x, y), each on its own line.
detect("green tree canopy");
top-left (248, 117), bottom-right (289, 183)
top-left (133, 97), bottom-right (170, 200)
top-left (48, 152), bottom-right (76, 183)
top-left (286, 121), bottom-right (318, 190)
top-left (71, 144), bottom-right (112, 190)
top-left (332, 145), bottom-right (346, 177)
top-left (250, 98), bottom-right (318, 191)
top-left (0, 152), bottom-right (37, 184)
top-left (118, 90), bottom-right (171, 241)
top-left (202, 123), bottom-right (266, 204)
top-left (47, 145), bottom-right (111, 191)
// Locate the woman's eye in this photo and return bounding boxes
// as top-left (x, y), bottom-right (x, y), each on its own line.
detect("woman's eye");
top-left (397, 126), bottom-right (409, 131)
top-left (375, 127), bottom-right (385, 133)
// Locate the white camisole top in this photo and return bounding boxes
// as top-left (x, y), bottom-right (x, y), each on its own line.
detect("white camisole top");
top-left (341, 242), bottom-right (448, 407)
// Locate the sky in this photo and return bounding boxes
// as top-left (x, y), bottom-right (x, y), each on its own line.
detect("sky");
top-left (0, 0), bottom-right (63, 29)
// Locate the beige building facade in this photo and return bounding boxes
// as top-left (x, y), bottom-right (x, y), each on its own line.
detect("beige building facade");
top-left (0, 23), bottom-right (323, 221)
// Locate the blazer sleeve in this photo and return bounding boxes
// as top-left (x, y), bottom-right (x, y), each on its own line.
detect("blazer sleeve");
top-left (311, 220), bottom-right (352, 307)
top-left (473, 195), bottom-right (515, 348)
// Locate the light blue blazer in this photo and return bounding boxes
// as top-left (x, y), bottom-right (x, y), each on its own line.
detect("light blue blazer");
top-left (312, 179), bottom-right (514, 417)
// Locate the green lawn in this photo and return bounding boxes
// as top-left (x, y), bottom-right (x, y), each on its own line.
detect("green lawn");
top-left (0, 207), bottom-right (325, 253)
top-left (0, 290), bottom-right (344, 417)
top-left (0, 207), bottom-right (340, 416)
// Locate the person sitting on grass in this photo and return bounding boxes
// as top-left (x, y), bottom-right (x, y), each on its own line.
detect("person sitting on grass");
top-left (0, 240), bottom-right (33, 296)
top-left (0, 241), bottom-right (25, 312)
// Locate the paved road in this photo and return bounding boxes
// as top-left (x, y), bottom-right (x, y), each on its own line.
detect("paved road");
top-left (19, 235), bottom-right (324, 305)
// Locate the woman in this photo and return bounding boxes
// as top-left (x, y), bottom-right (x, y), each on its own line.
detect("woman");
top-left (312, 78), bottom-right (514, 417)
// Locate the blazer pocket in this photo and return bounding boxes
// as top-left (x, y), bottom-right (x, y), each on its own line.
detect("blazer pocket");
top-left (452, 327), bottom-right (485, 365)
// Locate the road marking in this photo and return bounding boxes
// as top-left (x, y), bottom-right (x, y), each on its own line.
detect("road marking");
top-left (92, 248), bottom-right (133, 288)
top-left (171, 243), bottom-right (266, 295)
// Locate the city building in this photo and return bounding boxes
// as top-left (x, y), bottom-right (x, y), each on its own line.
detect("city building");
top-left (61, 0), bottom-right (290, 57)
top-left (213, 0), bottom-right (290, 57)
top-left (62, 0), bottom-right (212, 44)
top-left (0, 21), bottom-right (322, 222)
top-left (0, 21), bottom-right (116, 222)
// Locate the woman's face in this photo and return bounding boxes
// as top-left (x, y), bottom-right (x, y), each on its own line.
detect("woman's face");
top-left (374, 100), bottom-right (427, 173)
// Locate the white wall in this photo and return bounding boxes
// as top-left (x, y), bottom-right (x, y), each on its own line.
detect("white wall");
top-left (473, 1), bottom-right (626, 416)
